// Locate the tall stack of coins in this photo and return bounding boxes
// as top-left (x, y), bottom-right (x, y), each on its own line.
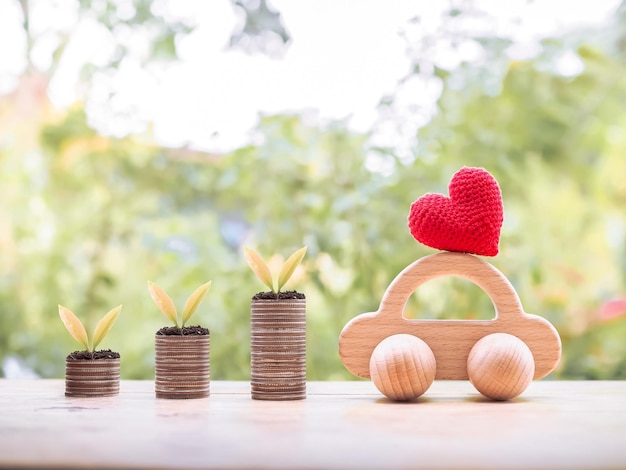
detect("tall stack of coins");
top-left (250, 299), bottom-right (306, 400)
top-left (155, 334), bottom-right (210, 399)
top-left (65, 358), bottom-right (120, 397)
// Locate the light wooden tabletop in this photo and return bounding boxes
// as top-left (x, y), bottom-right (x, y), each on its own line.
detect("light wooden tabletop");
top-left (0, 380), bottom-right (624, 469)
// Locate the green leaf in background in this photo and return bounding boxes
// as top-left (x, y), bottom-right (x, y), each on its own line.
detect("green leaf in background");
top-left (58, 305), bottom-right (90, 351)
top-left (244, 247), bottom-right (275, 292)
top-left (147, 281), bottom-right (179, 327)
top-left (277, 246), bottom-right (307, 292)
top-left (181, 281), bottom-right (212, 326)
top-left (92, 305), bottom-right (123, 350)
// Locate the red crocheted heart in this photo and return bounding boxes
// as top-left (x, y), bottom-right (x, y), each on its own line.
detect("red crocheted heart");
top-left (408, 167), bottom-right (503, 256)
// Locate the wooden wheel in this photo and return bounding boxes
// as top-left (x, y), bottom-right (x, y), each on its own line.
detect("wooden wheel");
top-left (369, 334), bottom-right (436, 401)
top-left (467, 332), bottom-right (535, 400)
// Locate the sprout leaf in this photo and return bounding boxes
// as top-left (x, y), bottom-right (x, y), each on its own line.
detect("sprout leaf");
top-left (277, 246), bottom-right (307, 292)
top-left (58, 305), bottom-right (90, 351)
top-left (148, 281), bottom-right (179, 327)
top-left (92, 305), bottom-right (123, 350)
top-left (244, 247), bottom-right (275, 292)
top-left (181, 281), bottom-right (212, 326)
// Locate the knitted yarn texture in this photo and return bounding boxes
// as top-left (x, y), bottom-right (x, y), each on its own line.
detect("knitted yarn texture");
top-left (408, 167), bottom-right (503, 256)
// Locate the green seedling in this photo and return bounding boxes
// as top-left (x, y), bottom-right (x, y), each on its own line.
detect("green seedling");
top-left (58, 304), bottom-right (123, 353)
top-left (147, 280), bottom-right (212, 328)
top-left (244, 246), bottom-right (307, 293)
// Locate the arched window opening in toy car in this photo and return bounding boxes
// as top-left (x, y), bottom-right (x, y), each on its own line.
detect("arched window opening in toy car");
top-left (404, 276), bottom-right (495, 321)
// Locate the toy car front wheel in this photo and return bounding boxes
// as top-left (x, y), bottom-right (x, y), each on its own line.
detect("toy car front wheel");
top-left (467, 333), bottom-right (535, 400)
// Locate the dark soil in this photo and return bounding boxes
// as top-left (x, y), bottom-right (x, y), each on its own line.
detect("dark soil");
top-left (252, 290), bottom-right (306, 300)
top-left (66, 349), bottom-right (120, 360)
top-left (156, 325), bottom-right (210, 336)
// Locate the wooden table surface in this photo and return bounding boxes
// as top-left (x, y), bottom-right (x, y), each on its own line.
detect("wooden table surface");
top-left (0, 380), bottom-right (625, 469)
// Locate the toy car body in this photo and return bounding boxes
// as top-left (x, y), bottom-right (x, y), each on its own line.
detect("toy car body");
top-left (339, 252), bottom-right (562, 381)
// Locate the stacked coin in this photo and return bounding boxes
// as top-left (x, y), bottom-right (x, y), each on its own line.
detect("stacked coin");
top-left (250, 299), bottom-right (306, 400)
top-left (155, 334), bottom-right (210, 399)
top-left (65, 358), bottom-right (120, 397)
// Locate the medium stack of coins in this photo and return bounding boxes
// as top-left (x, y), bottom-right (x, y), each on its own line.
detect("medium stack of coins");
top-left (250, 299), bottom-right (306, 400)
top-left (65, 358), bottom-right (120, 397)
top-left (155, 334), bottom-right (210, 399)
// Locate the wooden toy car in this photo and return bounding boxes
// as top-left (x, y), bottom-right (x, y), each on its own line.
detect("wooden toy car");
top-left (338, 252), bottom-right (562, 401)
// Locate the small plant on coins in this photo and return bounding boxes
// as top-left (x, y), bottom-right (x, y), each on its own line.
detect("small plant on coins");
top-left (58, 304), bottom-right (123, 359)
top-left (148, 280), bottom-right (212, 335)
top-left (244, 246), bottom-right (307, 300)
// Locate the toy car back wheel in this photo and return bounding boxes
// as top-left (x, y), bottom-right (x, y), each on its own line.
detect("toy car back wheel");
top-left (467, 333), bottom-right (535, 400)
top-left (369, 334), bottom-right (436, 401)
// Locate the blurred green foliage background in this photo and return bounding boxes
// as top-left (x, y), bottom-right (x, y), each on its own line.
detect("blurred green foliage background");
top-left (1, 0), bottom-right (625, 380)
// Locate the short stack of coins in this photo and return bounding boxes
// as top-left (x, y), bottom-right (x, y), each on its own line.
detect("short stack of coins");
top-left (65, 358), bottom-right (120, 397)
top-left (155, 334), bottom-right (210, 399)
top-left (250, 299), bottom-right (306, 400)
